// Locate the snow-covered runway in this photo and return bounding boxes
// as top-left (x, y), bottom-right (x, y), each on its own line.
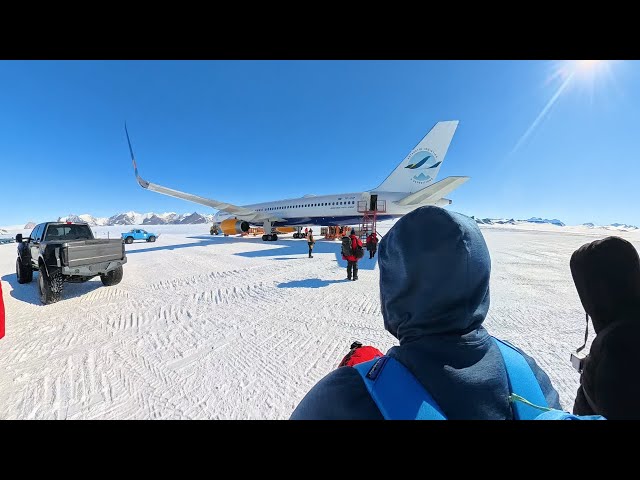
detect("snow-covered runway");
top-left (1, 222), bottom-right (638, 419)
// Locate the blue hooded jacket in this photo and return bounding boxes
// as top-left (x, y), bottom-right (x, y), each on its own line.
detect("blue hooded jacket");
top-left (290, 206), bottom-right (561, 420)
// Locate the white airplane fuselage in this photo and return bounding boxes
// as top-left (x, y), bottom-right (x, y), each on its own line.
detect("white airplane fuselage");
top-left (212, 191), bottom-right (450, 227)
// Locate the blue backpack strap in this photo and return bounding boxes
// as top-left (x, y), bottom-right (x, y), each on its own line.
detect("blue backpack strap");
top-left (534, 410), bottom-right (606, 420)
top-left (353, 356), bottom-right (446, 420)
top-left (492, 337), bottom-right (549, 420)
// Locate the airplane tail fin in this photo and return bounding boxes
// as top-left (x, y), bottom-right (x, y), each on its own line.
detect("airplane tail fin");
top-left (375, 121), bottom-right (459, 194)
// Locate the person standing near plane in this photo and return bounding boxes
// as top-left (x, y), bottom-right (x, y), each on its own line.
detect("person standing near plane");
top-left (308, 229), bottom-right (315, 258)
top-left (366, 232), bottom-right (378, 259)
top-left (343, 229), bottom-right (363, 280)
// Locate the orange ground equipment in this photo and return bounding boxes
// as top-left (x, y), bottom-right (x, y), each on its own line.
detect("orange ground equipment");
top-left (322, 226), bottom-right (352, 240)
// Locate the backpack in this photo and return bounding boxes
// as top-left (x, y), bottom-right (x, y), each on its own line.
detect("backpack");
top-left (341, 236), bottom-right (353, 257)
top-left (352, 337), bottom-right (607, 420)
top-left (354, 238), bottom-right (364, 259)
top-left (339, 342), bottom-right (384, 367)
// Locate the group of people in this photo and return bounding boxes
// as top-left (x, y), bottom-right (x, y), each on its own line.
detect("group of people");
top-left (305, 225), bottom-right (380, 283)
top-left (290, 205), bottom-right (640, 420)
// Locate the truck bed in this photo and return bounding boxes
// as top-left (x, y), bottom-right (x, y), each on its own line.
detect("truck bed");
top-left (66, 239), bottom-right (125, 267)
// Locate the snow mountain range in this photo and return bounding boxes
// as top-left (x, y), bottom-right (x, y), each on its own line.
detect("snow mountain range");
top-left (11, 213), bottom-right (638, 231)
top-left (55, 211), bottom-right (216, 226)
top-left (582, 222), bottom-right (638, 231)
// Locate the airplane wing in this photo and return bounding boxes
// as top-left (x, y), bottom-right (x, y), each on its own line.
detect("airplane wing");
top-left (396, 176), bottom-right (470, 206)
top-left (126, 126), bottom-right (277, 223)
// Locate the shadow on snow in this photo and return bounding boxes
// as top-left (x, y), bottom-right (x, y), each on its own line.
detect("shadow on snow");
top-left (1, 271), bottom-right (104, 306)
top-left (232, 237), bottom-right (379, 270)
top-left (125, 235), bottom-right (379, 270)
top-left (278, 278), bottom-right (352, 288)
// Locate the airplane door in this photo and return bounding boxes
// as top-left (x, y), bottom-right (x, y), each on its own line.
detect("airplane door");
top-left (370, 194), bottom-right (378, 211)
top-left (360, 192), bottom-right (370, 212)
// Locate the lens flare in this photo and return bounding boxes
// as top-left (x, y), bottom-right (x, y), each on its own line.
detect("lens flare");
top-left (511, 60), bottom-right (614, 155)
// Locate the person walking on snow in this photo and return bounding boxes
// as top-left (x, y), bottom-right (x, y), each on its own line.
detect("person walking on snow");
top-left (366, 232), bottom-right (378, 259)
top-left (343, 228), bottom-right (363, 280)
top-left (307, 229), bottom-right (315, 258)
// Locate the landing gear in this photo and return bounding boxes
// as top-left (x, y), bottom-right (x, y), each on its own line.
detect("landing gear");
top-left (261, 221), bottom-right (278, 241)
top-left (293, 227), bottom-right (303, 239)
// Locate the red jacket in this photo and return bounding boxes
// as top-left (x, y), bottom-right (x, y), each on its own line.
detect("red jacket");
top-left (342, 234), bottom-right (362, 262)
top-left (366, 234), bottom-right (378, 248)
top-left (0, 280), bottom-right (5, 340)
top-left (338, 345), bottom-right (384, 367)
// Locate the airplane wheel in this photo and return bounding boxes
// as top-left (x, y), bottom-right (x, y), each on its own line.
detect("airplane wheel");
top-left (262, 235), bottom-right (268, 241)
top-left (272, 234), bottom-right (278, 241)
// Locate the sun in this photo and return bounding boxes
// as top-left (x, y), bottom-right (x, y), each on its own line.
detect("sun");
top-left (552, 60), bottom-right (613, 85)
top-left (576, 60), bottom-right (603, 71)
top-left (511, 60), bottom-right (617, 154)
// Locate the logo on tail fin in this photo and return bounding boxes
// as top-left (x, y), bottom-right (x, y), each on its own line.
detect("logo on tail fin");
top-left (405, 150), bottom-right (440, 184)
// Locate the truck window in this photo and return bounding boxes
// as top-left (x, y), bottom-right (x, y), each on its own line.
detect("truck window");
top-left (33, 224), bottom-right (44, 242)
top-left (44, 224), bottom-right (94, 241)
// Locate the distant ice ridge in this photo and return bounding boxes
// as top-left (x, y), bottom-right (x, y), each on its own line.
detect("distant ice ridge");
top-left (472, 217), bottom-right (565, 227)
top-left (470, 216), bottom-right (638, 231)
top-left (55, 211), bottom-right (216, 226)
top-left (581, 222), bottom-right (638, 231)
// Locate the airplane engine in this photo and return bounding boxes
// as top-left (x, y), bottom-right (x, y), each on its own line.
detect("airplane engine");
top-left (219, 219), bottom-right (250, 235)
top-left (434, 198), bottom-right (452, 207)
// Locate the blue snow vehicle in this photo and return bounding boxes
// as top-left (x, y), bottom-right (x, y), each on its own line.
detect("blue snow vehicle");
top-left (121, 229), bottom-right (159, 244)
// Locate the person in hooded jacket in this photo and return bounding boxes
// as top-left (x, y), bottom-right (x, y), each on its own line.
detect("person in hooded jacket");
top-left (290, 206), bottom-right (560, 419)
top-left (366, 232), bottom-right (378, 259)
top-left (343, 228), bottom-right (362, 281)
top-left (307, 229), bottom-right (315, 258)
top-left (569, 236), bottom-right (640, 420)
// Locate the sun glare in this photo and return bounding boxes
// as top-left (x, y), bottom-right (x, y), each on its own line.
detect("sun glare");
top-left (511, 60), bottom-right (617, 155)
top-left (555, 60), bottom-right (612, 83)
top-left (576, 60), bottom-right (603, 71)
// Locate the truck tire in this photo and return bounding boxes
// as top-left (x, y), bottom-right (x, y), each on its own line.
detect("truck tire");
top-left (38, 269), bottom-right (63, 305)
top-left (148, 236), bottom-right (156, 242)
top-left (16, 258), bottom-right (33, 284)
top-left (125, 236), bottom-right (134, 244)
top-left (100, 265), bottom-right (123, 286)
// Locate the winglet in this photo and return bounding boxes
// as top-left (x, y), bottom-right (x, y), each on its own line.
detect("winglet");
top-left (125, 124), bottom-right (150, 189)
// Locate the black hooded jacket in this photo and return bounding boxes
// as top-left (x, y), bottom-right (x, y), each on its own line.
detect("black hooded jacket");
top-left (290, 207), bottom-right (560, 419)
top-left (570, 236), bottom-right (640, 419)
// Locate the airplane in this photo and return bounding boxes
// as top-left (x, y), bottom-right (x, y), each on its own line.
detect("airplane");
top-left (125, 121), bottom-right (469, 241)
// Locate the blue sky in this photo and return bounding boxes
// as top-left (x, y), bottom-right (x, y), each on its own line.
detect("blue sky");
top-left (1, 60), bottom-right (638, 227)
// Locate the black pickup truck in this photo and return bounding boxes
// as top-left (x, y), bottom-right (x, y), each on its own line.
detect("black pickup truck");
top-left (16, 222), bottom-right (127, 304)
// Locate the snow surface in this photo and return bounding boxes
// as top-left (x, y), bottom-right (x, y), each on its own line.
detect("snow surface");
top-left (1, 220), bottom-right (639, 419)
